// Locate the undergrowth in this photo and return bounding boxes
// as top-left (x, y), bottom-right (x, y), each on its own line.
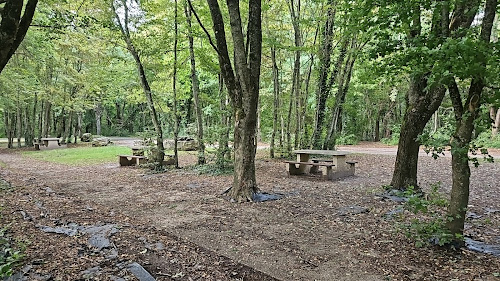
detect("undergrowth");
top-left (0, 215), bottom-right (25, 278)
top-left (396, 183), bottom-right (458, 247)
top-left (192, 163), bottom-right (234, 176)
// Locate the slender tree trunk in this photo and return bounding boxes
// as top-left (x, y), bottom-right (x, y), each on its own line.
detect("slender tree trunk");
top-left (217, 74), bottom-right (230, 168)
top-left (63, 112), bottom-right (73, 144)
top-left (173, 0), bottom-right (180, 168)
top-left (42, 101), bottom-right (51, 138)
top-left (95, 104), bottom-right (102, 135)
top-left (490, 106), bottom-right (500, 136)
top-left (323, 53), bottom-right (356, 149)
top-left (185, 2), bottom-right (205, 165)
top-left (77, 113), bottom-right (82, 139)
top-left (288, 0), bottom-right (302, 150)
top-left (112, 0), bottom-right (164, 168)
top-left (270, 45), bottom-right (280, 159)
top-left (447, 0), bottom-right (496, 245)
top-left (310, 1), bottom-right (337, 149)
top-left (16, 98), bottom-right (22, 148)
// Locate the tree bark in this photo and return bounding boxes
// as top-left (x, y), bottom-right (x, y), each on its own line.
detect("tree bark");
top-left (216, 74), bottom-right (230, 168)
top-left (16, 96), bottom-right (22, 148)
top-left (173, 0), bottom-right (180, 168)
top-left (95, 104), bottom-right (102, 135)
top-left (391, 77), bottom-right (446, 190)
top-left (289, 0), bottom-right (302, 150)
top-left (270, 45), bottom-right (280, 159)
top-left (490, 106), bottom-right (500, 136)
top-left (206, 0), bottom-right (262, 202)
top-left (310, 1), bottom-right (337, 149)
top-left (185, 2), bottom-right (205, 165)
top-left (42, 101), bottom-right (51, 138)
top-left (390, 2), bottom-right (454, 190)
top-left (447, 0), bottom-right (497, 245)
top-left (0, 0), bottom-right (38, 73)
top-left (323, 51), bottom-right (356, 149)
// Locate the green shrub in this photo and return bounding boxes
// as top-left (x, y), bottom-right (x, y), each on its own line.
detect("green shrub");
top-left (381, 124), bottom-right (401, 145)
top-left (473, 131), bottom-right (500, 148)
top-left (336, 134), bottom-right (359, 145)
top-left (0, 224), bottom-right (25, 278)
top-left (398, 184), bottom-right (457, 247)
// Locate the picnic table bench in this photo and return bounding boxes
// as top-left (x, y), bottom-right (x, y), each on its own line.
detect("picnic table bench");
top-left (119, 155), bottom-right (147, 166)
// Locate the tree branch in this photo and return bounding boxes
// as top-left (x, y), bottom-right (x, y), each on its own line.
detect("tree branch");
top-left (187, 0), bottom-right (219, 55)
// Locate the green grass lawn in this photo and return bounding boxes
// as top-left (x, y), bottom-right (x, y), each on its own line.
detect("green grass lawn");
top-left (22, 145), bottom-right (131, 165)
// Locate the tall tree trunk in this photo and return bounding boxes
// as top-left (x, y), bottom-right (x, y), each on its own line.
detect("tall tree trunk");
top-left (270, 45), bottom-right (280, 159)
top-left (185, 2), bottom-right (205, 165)
top-left (490, 106), bottom-right (500, 136)
top-left (95, 104), bottom-right (102, 135)
top-left (205, 0), bottom-right (262, 201)
top-left (16, 97), bottom-right (22, 148)
top-left (391, 78), bottom-right (446, 189)
top-left (323, 52), bottom-right (356, 149)
top-left (447, 0), bottom-right (497, 245)
top-left (173, 0), bottom-right (180, 168)
top-left (310, 1), bottom-right (336, 149)
top-left (217, 74), bottom-right (230, 168)
top-left (42, 101), bottom-right (51, 138)
top-left (112, 0), bottom-right (164, 168)
top-left (77, 113), bottom-right (83, 139)
top-left (390, 2), bottom-right (457, 190)
top-left (289, 0), bottom-right (302, 150)
top-left (63, 112), bottom-right (73, 144)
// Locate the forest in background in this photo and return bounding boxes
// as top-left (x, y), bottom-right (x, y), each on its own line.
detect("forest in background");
top-left (2, 0), bottom-right (498, 152)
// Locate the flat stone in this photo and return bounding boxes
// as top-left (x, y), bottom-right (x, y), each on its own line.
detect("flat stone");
top-left (384, 208), bottom-right (404, 219)
top-left (127, 262), bottom-right (156, 281)
top-left (465, 238), bottom-right (500, 257)
top-left (466, 212), bottom-right (482, 219)
top-left (38, 225), bottom-right (78, 236)
top-left (338, 206), bottom-right (369, 216)
top-left (81, 266), bottom-right (101, 279)
top-left (252, 192), bottom-right (284, 202)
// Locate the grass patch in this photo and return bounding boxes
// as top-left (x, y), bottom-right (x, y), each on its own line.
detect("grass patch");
top-left (22, 145), bottom-right (130, 165)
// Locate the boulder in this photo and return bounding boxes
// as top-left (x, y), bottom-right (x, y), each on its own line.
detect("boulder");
top-left (81, 133), bottom-right (93, 142)
top-left (164, 138), bottom-right (198, 151)
top-left (92, 137), bottom-right (111, 147)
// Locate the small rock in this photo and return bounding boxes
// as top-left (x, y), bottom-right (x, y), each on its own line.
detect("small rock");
top-left (81, 133), bottom-right (93, 142)
top-left (466, 212), bottom-right (482, 219)
top-left (127, 262), bottom-right (156, 281)
top-left (81, 266), bottom-right (101, 279)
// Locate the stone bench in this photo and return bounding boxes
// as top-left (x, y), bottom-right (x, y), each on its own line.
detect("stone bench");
top-left (284, 160), bottom-right (336, 179)
top-left (119, 155), bottom-right (147, 166)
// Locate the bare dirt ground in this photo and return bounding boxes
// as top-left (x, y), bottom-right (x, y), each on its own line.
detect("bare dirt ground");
top-left (0, 141), bottom-right (499, 281)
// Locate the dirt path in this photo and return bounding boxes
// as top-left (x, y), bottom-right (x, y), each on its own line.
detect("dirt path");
top-left (0, 145), bottom-right (499, 280)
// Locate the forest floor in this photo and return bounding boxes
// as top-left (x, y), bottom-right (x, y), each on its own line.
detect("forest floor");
top-left (0, 141), bottom-right (499, 281)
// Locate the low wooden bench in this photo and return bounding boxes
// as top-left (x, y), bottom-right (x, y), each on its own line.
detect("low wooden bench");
top-left (284, 160), bottom-right (335, 179)
top-left (119, 155), bottom-right (147, 166)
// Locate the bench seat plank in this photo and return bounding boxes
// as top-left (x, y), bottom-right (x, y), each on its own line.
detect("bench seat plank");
top-left (283, 160), bottom-right (335, 167)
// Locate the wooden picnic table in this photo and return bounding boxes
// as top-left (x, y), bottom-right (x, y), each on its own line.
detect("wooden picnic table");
top-left (287, 149), bottom-right (356, 180)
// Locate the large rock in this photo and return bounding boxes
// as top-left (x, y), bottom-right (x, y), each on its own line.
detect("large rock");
top-left (92, 137), bottom-right (111, 147)
top-left (164, 137), bottom-right (198, 151)
top-left (81, 133), bottom-right (93, 142)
